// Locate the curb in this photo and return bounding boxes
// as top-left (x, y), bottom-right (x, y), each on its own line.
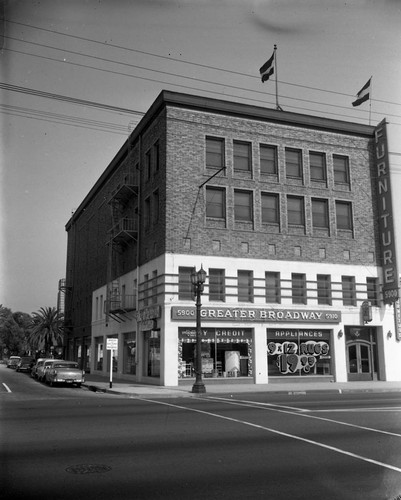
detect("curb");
top-left (83, 383), bottom-right (401, 397)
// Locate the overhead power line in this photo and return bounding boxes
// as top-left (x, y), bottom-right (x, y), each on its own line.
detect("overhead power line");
top-left (5, 18), bottom-right (401, 109)
top-left (0, 82), bottom-right (144, 116)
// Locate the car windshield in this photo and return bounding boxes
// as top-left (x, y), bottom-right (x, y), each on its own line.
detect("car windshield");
top-left (53, 363), bottom-right (78, 369)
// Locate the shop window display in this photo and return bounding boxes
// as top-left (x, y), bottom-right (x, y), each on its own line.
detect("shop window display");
top-left (178, 328), bottom-right (252, 378)
top-left (267, 329), bottom-right (332, 377)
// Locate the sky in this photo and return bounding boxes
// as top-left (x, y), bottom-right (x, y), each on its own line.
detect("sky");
top-left (1, 0), bottom-right (401, 314)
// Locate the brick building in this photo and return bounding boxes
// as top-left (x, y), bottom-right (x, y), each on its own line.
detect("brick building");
top-left (64, 90), bottom-right (401, 386)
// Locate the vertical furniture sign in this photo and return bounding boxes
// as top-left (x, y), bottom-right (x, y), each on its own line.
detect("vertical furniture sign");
top-left (375, 120), bottom-right (399, 303)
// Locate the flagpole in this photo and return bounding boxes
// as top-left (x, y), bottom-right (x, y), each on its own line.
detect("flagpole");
top-left (274, 44), bottom-right (283, 111)
top-left (369, 75), bottom-right (373, 126)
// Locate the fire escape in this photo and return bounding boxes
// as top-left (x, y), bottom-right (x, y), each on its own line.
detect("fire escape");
top-left (105, 171), bottom-right (138, 322)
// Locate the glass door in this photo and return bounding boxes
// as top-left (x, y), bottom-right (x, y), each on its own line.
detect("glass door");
top-left (347, 342), bottom-right (373, 381)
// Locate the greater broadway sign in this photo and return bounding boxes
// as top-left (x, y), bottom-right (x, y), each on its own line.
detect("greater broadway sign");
top-left (375, 120), bottom-right (399, 303)
top-left (171, 307), bottom-right (341, 323)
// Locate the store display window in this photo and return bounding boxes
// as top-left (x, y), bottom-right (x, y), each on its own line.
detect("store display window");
top-left (267, 329), bottom-right (332, 376)
top-left (179, 328), bottom-right (253, 378)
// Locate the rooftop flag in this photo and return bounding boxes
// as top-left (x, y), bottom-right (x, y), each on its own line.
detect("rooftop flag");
top-left (259, 51), bottom-right (275, 82)
top-left (352, 78), bottom-right (371, 107)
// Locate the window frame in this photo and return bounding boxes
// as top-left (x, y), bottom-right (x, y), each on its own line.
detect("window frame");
top-left (336, 201), bottom-right (353, 231)
top-left (317, 274), bottom-right (332, 305)
top-left (234, 189), bottom-right (253, 222)
top-left (208, 268), bottom-right (226, 302)
top-left (287, 195), bottom-right (305, 227)
top-left (206, 186), bottom-right (226, 219)
top-left (237, 270), bottom-right (254, 303)
top-left (342, 276), bottom-right (356, 306)
top-left (234, 140), bottom-right (252, 173)
top-left (285, 148), bottom-right (303, 179)
top-left (206, 136), bottom-right (225, 170)
top-left (178, 267), bottom-right (195, 300)
top-left (265, 271), bottom-right (281, 304)
top-left (292, 273), bottom-right (307, 305)
top-left (261, 192), bottom-right (280, 225)
top-left (333, 154), bottom-right (350, 186)
top-left (309, 151), bottom-right (327, 182)
top-left (260, 144), bottom-right (278, 176)
top-left (312, 198), bottom-right (329, 229)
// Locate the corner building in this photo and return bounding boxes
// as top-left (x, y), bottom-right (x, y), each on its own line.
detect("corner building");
top-left (64, 90), bottom-right (401, 386)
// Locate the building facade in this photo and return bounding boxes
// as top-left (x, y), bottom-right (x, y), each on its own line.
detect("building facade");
top-left (64, 90), bottom-right (401, 386)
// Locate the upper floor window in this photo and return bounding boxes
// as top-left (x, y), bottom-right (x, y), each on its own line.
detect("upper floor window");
top-left (209, 269), bottom-right (225, 302)
top-left (287, 196), bottom-right (305, 227)
top-left (366, 277), bottom-right (379, 306)
top-left (292, 273), bottom-right (307, 304)
top-left (153, 190), bottom-right (159, 224)
top-left (265, 272), bottom-right (281, 303)
top-left (310, 151), bottom-right (326, 182)
top-left (238, 270), bottom-right (254, 302)
top-left (336, 201), bottom-right (353, 231)
top-left (145, 150), bottom-right (151, 180)
top-left (154, 141), bottom-right (160, 172)
top-left (333, 155), bottom-right (350, 187)
top-left (342, 276), bottom-right (356, 306)
top-left (261, 193), bottom-right (280, 224)
top-left (234, 190), bottom-right (253, 222)
top-left (206, 187), bottom-right (225, 219)
top-left (312, 198), bottom-right (329, 229)
top-left (144, 197), bottom-right (151, 229)
top-left (234, 141), bottom-right (252, 173)
top-left (260, 144), bottom-right (278, 175)
top-left (178, 267), bottom-right (194, 300)
top-left (317, 274), bottom-right (332, 305)
top-left (285, 148), bottom-right (303, 179)
top-left (206, 137), bottom-right (225, 169)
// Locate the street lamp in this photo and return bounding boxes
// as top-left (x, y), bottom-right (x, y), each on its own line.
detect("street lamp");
top-left (191, 265), bottom-right (207, 394)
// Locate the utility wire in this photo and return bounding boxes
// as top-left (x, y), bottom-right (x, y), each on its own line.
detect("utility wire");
top-left (5, 19), bottom-right (401, 109)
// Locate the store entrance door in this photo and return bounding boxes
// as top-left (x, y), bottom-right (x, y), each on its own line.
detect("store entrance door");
top-left (347, 342), bottom-right (373, 381)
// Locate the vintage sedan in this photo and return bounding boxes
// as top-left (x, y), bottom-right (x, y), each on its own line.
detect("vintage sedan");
top-left (16, 356), bottom-right (35, 373)
top-left (32, 358), bottom-right (53, 380)
top-left (44, 361), bottom-right (85, 387)
top-left (7, 356), bottom-right (21, 369)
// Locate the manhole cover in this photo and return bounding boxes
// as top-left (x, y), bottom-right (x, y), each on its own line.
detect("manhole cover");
top-left (66, 464), bottom-right (112, 474)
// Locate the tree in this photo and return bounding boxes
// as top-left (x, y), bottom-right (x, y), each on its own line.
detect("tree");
top-left (0, 305), bottom-right (33, 356)
top-left (28, 307), bottom-right (64, 356)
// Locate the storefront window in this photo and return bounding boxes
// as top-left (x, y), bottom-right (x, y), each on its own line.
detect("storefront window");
top-left (267, 329), bottom-right (332, 377)
top-left (123, 332), bottom-right (136, 375)
top-left (179, 328), bottom-right (253, 378)
top-left (144, 331), bottom-right (160, 377)
top-left (94, 337), bottom-right (104, 371)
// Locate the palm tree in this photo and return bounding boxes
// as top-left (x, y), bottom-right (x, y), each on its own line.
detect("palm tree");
top-left (29, 307), bottom-right (64, 357)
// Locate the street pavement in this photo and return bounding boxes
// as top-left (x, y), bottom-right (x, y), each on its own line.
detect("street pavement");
top-left (83, 373), bottom-right (401, 397)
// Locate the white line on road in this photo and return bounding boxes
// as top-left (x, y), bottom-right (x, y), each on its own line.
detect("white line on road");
top-left (2, 383), bottom-right (11, 393)
top-left (207, 396), bottom-right (401, 438)
top-left (139, 398), bottom-right (401, 474)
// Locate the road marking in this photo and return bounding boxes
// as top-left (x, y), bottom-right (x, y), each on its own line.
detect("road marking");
top-left (206, 396), bottom-right (401, 438)
top-left (139, 398), bottom-right (401, 474)
top-left (2, 383), bottom-right (11, 393)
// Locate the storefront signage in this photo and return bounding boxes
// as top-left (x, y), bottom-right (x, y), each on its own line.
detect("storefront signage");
top-left (267, 340), bottom-right (330, 374)
top-left (267, 329), bottom-right (331, 376)
top-left (375, 119), bottom-right (399, 303)
top-left (137, 305), bottom-right (161, 322)
top-left (172, 307), bottom-right (341, 323)
top-left (179, 327), bottom-right (252, 342)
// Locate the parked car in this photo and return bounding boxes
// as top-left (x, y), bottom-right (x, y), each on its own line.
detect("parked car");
top-left (16, 356), bottom-right (35, 372)
top-left (7, 356), bottom-right (21, 369)
top-left (44, 360), bottom-right (85, 388)
top-left (31, 358), bottom-right (51, 379)
top-left (36, 359), bottom-right (55, 382)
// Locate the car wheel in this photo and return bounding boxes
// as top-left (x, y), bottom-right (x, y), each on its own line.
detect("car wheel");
top-left (76, 383), bottom-right (81, 388)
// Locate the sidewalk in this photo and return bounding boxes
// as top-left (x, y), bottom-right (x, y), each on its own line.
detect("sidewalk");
top-left (83, 374), bottom-right (401, 398)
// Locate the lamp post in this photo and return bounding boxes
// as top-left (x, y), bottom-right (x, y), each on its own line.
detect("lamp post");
top-left (191, 265), bottom-right (207, 394)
